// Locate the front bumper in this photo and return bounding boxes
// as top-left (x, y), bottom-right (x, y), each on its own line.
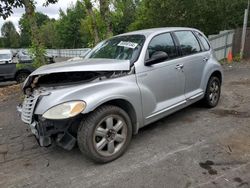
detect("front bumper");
top-left (17, 105), bottom-right (78, 150)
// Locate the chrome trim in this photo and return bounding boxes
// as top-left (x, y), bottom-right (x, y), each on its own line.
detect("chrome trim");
top-left (21, 94), bottom-right (39, 124)
top-left (21, 90), bottom-right (51, 124)
top-left (188, 92), bottom-right (204, 100)
top-left (146, 100), bottom-right (187, 119)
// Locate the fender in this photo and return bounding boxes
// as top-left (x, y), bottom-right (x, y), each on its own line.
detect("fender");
top-left (34, 74), bottom-right (144, 129)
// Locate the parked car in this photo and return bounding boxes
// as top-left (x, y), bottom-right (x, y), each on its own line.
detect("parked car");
top-left (18, 28), bottom-right (223, 163)
top-left (16, 50), bottom-right (55, 64)
top-left (0, 49), bottom-right (55, 83)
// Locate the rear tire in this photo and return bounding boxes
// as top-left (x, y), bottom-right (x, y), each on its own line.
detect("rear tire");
top-left (77, 105), bottom-right (132, 163)
top-left (203, 76), bottom-right (221, 108)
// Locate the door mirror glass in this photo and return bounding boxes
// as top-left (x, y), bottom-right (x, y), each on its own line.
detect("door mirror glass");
top-left (145, 51), bottom-right (168, 66)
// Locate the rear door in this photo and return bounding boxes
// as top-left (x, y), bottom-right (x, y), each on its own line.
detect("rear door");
top-left (173, 30), bottom-right (208, 100)
top-left (136, 32), bottom-right (186, 124)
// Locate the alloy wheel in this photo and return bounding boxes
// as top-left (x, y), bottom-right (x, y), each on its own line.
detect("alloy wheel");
top-left (93, 115), bottom-right (127, 157)
top-left (209, 80), bottom-right (220, 105)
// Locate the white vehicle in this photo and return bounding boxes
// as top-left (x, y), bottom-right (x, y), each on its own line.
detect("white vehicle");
top-left (0, 49), bottom-right (12, 64)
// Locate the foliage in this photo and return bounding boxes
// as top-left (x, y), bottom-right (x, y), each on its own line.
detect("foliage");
top-left (19, 12), bottom-right (50, 47)
top-left (56, 1), bottom-right (87, 48)
top-left (40, 20), bottom-right (58, 48)
top-left (112, 0), bottom-right (139, 35)
top-left (1, 21), bottom-right (20, 48)
top-left (1, 0), bottom-right (249, 51)
top-left (0, 0), bottom-right (58, 19)
top-left (0, 0), bottom-right (59, 68)
top-left (28, 41), bottom-right (46, 68)
top-left (233, 53), bottom-right (242, 62)
top-left (130, 0), bottom-right (249, 35)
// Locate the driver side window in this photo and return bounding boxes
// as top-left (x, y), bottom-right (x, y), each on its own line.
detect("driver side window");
top-left (147, 33), bottom-right (178, 60)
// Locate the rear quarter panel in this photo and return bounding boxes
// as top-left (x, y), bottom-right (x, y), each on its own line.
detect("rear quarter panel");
top-left (201, 53), bottom-right (223, 91)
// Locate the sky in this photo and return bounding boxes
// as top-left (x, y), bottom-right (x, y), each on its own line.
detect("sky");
top-left (0, 0), bottom-right (78, 35)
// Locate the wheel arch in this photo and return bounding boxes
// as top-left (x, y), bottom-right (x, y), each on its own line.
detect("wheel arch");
top-left (210, 70), bottom-right (222, 83)
top-left (15, 69), bottom-right (31, 80)
top-left (203, 69), bottom-right (223, 91)
top-left (94, 99), bottom-right (139, 135)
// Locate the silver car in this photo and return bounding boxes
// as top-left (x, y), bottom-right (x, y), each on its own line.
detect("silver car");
top-left (18, 28), bottom-right (223, 163)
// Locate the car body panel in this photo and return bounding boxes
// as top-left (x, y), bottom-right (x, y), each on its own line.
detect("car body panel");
top-left (34, 74), bottom-right (144, 131)
top-left (136, 58), bottom-right (186, 125)
top-left (0, 50), bottom-right (15, 80)
top-left (0, 63), bottom-right (16, 80)
top-left (31, 59), bottom-right (130, 76)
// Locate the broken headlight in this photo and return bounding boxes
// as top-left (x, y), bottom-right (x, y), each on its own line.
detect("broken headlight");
top-left (42, 101), bottom-right (86, 120)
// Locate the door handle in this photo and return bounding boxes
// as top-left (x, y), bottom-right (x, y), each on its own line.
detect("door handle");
top-left (203, 57), bottom-right (209, 62)
top-left (175, 64), bottom-right (184, 70)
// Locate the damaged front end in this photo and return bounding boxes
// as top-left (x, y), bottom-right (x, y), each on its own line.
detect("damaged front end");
top-left (18, 59), bottom-right (132, 150)
top-left (23, 70), bottom-right (128, 92)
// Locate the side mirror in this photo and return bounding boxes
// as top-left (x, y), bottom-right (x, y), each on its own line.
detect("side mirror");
top-left (145, 51), bottom-right (168, 66)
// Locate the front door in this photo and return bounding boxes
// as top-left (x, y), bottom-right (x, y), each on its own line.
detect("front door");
top-left (136, 32), bottom-right (186, 125)
top-left (0, 62), bottom-right (16, 80)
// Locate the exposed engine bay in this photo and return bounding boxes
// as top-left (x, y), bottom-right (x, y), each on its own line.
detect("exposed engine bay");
top-left (23, 70), bottom-right (132, 94)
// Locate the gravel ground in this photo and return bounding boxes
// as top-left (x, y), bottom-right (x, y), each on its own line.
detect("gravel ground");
top-left (0, 63), bottom-right (250, 188)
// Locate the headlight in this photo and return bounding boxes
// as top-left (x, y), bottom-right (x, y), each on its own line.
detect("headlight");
top-left (42, 101), bottom-right (86, 120)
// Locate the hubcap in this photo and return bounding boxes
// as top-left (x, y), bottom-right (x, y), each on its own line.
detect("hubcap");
top-left (209, 80), bottom-right (220, 105)
top-left (93, 115), bottom-right (127, 157)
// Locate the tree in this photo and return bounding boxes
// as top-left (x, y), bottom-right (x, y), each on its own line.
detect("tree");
top-left (0, 0), bottom-right (58, 19)
top-left (56, 1), bottom-right (87, 48)
top-left (129, 0), bottom-right (249, 35)
top-left (100, 0), bottom-right (112, 37)
top-left (1, 21), bottom-right (20, 48)
top-left (112, 0), bottom-right (139, 35)
top-left (83, 0), bottom-right (100, 44)
top-left (0, 0), bottom-right (58, 67)
top-left (19, 12), bottom-right (50, 47)
top-left (40, 19), bottom-right (58, 48)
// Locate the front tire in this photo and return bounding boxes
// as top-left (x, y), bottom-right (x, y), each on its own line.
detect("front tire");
top-left (203, 76), bottom-right (221, 108)
top-left (77, 105), bottom-right (132, 163)
top-left (16, 72), bottom-right (30, 83)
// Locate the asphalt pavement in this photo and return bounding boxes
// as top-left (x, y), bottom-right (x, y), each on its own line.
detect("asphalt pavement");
top-left (0, 63), bottom-right (250, 188)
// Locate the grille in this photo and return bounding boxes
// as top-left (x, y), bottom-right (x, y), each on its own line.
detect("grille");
top-left (21, 95), bottom-right (39, 124)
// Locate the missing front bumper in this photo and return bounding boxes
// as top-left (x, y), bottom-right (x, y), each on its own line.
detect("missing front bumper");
top-left (18, 103), bottom-right (79, 150)
top-left (25, 117), bottom-right (78, 150)
top-left (37, 117), bottom-right (77, 150)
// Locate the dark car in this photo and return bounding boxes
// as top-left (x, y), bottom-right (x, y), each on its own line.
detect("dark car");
top-left (0, 50), bottom-right (55, 83)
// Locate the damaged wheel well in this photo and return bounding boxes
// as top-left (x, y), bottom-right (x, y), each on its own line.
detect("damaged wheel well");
top-left (101, 99), bottom-right (138, 135)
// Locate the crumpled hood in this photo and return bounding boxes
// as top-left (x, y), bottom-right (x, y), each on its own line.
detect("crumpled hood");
top-left (31, 58), bottom-right (130, 76)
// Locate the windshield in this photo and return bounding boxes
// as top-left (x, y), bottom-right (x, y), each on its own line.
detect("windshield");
top-left (0, 54), bottom-right (11, 60)
top-left (86, 35), bottom-right (145, 64)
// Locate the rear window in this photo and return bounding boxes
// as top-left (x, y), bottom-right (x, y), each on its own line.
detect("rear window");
top-left (195, 32), bottom-right (210, 51)
top-left (174, 31), bottom-right (201, 56)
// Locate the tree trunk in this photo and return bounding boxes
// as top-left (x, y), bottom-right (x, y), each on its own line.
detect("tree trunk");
top-left (84, 0), bottom-right (100, 44)
top-left (99, 0), bottom-right (113, 38)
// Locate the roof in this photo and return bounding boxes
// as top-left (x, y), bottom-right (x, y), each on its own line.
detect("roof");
top-left (118, 27), bottom-right (199, 37)
top-left (0, 49), bottom-right (12, 54)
